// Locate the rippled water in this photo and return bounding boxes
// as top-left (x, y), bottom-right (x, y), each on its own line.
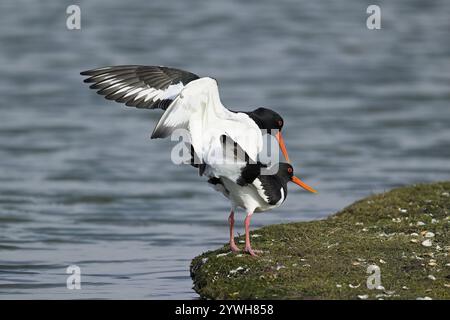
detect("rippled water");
top-left (0, 0), bottom-right (449, 299)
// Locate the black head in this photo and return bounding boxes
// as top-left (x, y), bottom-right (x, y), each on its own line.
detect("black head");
top-left (246, 107), bottom-right (290, 162)
top-left (278, 163), bottom-right (317, 193)
top-left (247, 107), bottom-right (284, 131)
top-left (277, 163), bottom-right (294, 183)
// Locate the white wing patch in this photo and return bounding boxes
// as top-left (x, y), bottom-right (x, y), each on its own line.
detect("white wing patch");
top-left (252, 178), bottom-right (269, 203)
top-left (155, 82), bottom-right (184, 101)
top-left (124, 82), bottom-right (185, 103)
top-left (276, 187), bottom-right (285, 206)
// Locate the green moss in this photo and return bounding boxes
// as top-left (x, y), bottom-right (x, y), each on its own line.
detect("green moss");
top-left (190, 182), bottom-right (450, 300)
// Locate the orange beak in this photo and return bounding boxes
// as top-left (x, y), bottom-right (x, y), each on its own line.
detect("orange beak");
top-left (275, 132), bottom-right (290, 163)
top-left (291, 176), bottom-right (317, 193)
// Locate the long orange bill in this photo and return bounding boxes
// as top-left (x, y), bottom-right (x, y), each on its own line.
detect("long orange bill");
top-left (275, 132), bottom-right (290, 163)
top-left (291, 176), bottom-right (317, 193)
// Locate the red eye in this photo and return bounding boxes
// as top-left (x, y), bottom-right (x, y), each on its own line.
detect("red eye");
top-left (278, 120), bottom-right (283, 127)
top-left (287, 167), bottom-right (293, 173)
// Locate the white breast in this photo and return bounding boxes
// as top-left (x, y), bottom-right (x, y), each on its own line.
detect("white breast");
top-left (219, 178), bottom-right (284, 213)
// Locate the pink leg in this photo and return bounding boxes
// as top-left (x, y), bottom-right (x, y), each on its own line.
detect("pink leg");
top-left (244, 213), bottom-right (258, 256)
top-left (228, 211), bottom-right (240, 252)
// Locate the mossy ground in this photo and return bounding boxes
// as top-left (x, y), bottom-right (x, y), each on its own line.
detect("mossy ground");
top-left (190, 182), bottom-right (450, 299)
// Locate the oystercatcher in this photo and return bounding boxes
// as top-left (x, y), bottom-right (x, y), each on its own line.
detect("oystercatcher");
top-left (210, 135), bottom-right (316, 255)
top-left (81, 65), bottom-right (316, 256)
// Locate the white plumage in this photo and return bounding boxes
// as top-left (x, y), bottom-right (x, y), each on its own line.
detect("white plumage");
top-left (152, 77), bottom-right (263, 181)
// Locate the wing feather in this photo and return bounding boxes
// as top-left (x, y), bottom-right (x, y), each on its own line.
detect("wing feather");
top-left (81, 65), bottom-right (200, 110)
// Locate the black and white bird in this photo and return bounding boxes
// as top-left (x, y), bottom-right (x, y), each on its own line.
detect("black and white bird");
top-left (81, 65), bottom-right (316, 256)
top-left (210, 135), bottom-right (316, 255)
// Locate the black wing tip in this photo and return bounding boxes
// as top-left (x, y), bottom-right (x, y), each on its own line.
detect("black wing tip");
top-left (150, 128), bottom-right (163, 139)
top-left (80, 66), bottom-right (133, 76)
top-left (80, 68), bottom-right (109, 76)
top-left (151, 125), bottom-right (173, 139)
top-left (80, 65), bottom-right (200, 82)
top-left (80, 65), bottom-right (159, 76)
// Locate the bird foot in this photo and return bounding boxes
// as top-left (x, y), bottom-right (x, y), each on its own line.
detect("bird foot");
top-left (244, 246), bottom-right (261, 257)
top-left (230, 243), bottom-right (240, 252)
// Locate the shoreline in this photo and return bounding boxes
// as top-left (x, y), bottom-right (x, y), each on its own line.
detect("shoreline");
top-left (190, 182), bottom-right (450, 300)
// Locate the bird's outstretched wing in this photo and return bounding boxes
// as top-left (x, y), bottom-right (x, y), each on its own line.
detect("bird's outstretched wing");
top-left (81, 66), bottom-right (263, 177)
top-left (80, 65), bottom-right (199, 109)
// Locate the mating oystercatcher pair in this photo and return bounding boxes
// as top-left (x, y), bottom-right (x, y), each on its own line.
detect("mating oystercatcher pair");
top-left (81, 65), bottom-right (316, 256)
